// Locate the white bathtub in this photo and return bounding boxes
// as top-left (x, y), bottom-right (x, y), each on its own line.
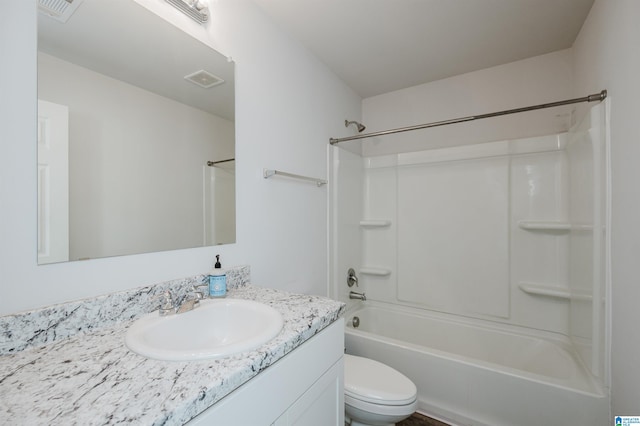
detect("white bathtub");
top-left (344, 303), bottom-right (608, 426)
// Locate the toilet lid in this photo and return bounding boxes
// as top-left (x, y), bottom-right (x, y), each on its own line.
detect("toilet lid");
top-left (344, 354), bottom-right (417, 406)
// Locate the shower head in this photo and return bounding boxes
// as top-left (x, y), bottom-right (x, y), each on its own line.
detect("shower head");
top-left (345, 119), bottom-right (366, 133)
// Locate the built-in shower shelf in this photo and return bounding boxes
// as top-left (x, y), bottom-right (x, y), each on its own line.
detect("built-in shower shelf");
top-left (518, 221), bottom-right (571, 231)
top-left (360, 267), bottom-right (391, 276)
top-left (518, 282), bottom-right (592, 301)
top-left (359, 220), bottom-right (392, 228)
top-left (571, 224), bottom-right (594, 231)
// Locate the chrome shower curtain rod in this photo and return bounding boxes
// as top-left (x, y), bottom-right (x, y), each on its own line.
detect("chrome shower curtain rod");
top-left (207, 158), bottom-right (235, 166)
top-left (329, 90), bottom-right (607, 145)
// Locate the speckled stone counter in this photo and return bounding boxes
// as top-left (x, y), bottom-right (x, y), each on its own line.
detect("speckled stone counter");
top-left (0, 270), bottom-right (345, 425)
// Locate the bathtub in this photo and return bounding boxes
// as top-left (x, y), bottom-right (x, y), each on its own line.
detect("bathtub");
top-left (344, 302), bottom-right (608, 426)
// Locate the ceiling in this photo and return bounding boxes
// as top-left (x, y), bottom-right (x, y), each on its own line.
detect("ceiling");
top-left (252, 0), bottom-right (595, 99)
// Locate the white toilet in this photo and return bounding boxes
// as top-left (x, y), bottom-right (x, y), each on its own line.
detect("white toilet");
top-left (344, 354), bottom-right (418, 426)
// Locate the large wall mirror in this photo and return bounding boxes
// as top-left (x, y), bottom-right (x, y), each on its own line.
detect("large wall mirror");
top-left (37, 0), bottom-right (235, 264)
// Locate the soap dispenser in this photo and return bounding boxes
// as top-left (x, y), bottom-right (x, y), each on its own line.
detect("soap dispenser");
top-left (208, 254), bottom-right (227, 298)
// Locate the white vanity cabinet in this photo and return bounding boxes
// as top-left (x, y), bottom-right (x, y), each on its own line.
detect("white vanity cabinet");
top-left (187, 318), bottom-right (345, 426)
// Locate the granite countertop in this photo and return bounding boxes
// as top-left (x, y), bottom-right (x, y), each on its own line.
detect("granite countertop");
top-left (0, 282), bottom-right (345, 425)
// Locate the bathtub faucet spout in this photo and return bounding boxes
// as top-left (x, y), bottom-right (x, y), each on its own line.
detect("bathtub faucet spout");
top-left (349, 291), bottom-right (366, 301)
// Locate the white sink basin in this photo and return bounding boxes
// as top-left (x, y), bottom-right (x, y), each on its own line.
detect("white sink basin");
top-left (125, 298), bottom-right (284, 361)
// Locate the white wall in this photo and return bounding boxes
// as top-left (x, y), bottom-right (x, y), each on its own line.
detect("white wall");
top-left (362, 49), bottom-right (574, 157)
top-left (0, 0), bottom-right (361, 315)
top-left (38, 52), bottom-right (235, 260)
top-left (572, 0), bottom-right (640, 415)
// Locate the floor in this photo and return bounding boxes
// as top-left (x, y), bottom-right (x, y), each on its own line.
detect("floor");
top-left (397, 412), bottom-right (451, 426)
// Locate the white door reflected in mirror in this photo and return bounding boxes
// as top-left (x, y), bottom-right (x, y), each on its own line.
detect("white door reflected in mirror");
top-left (37, 100), bottom-right (69, 264)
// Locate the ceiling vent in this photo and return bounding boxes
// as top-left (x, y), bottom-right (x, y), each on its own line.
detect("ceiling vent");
top-left (184, 70), bottom-right (224, 89)
top-left (38, 0), bottom-right (84, 23)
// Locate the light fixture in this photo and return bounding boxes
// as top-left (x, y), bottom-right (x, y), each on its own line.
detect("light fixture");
top-left (165, 0), bottom-right (209, 24)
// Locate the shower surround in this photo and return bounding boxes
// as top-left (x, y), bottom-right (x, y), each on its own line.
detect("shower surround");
top-left (329, 103), bottom-right (609, 425)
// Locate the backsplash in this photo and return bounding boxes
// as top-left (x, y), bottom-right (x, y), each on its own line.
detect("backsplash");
top-left (0, 265), bottom-right (250, 355)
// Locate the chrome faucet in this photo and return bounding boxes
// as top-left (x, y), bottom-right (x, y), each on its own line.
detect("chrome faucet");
top-left (155, 285), bottom-right (207, 316)
top-left (175, 295), bottom-right (202, 314)
top-left (156, 290), bottom-right (176, 316)
top-left (349, 291), bottom-right (366, 301)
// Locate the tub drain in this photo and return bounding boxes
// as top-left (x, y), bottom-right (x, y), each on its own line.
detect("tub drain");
top-left (352, 316), bottom-right (360, 328)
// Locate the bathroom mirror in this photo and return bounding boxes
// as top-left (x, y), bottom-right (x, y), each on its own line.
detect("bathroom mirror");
top-left (37, 0), bottom-right (235, 264)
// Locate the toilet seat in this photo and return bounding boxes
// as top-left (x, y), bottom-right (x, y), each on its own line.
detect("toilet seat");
top-left (344, 354), bottom-right (417, 406)
top-left (345, 393), bottom-right (417, 417)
